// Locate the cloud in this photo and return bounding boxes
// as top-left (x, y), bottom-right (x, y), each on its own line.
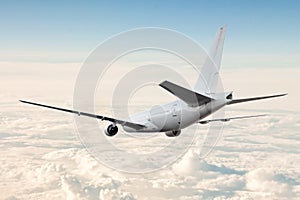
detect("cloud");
top-left (60, 174), bottom-right (126, 200)
top-left (99, 189), bottom-right (136, 200)
top-left (0, 67), bottom-right (299, 199)
top-left (245, 168), bottom-right (295, 198)
top-left (172, 149), bottom-right (245, 177)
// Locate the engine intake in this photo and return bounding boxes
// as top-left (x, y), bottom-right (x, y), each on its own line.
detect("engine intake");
top-left (105, 124), bottom-right (118, 136)
top-left (165, 130), bottom-right (181, 137)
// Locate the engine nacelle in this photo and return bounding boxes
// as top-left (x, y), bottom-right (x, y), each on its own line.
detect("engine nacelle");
top-left (105, 124), bottom-right (118, 136)
top-left (165, 130), bottom-right (181, 137)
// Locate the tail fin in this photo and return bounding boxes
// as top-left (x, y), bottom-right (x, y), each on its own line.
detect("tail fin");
top-left (195, 26), bottom-right (226, 94)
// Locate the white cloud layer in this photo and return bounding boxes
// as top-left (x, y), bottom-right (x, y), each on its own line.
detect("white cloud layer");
top-left (0, 65), bottom-right (299, 199)
top-left (1, 105), bottom-right (299, 199)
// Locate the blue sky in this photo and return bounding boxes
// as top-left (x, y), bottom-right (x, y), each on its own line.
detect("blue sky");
top-left (1, 0), bottom-right (300, 64)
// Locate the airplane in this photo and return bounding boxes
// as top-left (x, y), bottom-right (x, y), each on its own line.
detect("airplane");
top-left (20, 26), bottom-right (286, 137)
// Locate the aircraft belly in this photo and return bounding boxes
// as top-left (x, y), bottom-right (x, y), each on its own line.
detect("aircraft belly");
top-left (150, 113), bottom-right (179, 131)
top-left (179, 108), bottom-right (201, 128)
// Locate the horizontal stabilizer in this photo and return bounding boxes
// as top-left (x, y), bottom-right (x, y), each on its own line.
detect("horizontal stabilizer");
top-left (159, 80), bottom-right (213, 107)
top-left (227, 93), bottom-right (287, 105)
top-left (199, 114), bottom-right (267, 124)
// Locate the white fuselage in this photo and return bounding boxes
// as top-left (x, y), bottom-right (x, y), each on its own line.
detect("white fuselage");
top-left (123, 96), bottom-right (229, 133)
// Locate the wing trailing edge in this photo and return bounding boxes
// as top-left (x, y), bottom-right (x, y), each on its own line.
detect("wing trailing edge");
top-left (199, 114), bottom-right (267, 124)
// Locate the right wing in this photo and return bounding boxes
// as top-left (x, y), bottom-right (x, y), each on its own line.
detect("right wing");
top-left (19, 100), bottom-right (146, 130)
top-left (199, 114), bottom-right (267, 124)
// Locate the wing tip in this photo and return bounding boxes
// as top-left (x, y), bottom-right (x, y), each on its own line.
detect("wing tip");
top-left (273, 93), bottom-right (288, 98)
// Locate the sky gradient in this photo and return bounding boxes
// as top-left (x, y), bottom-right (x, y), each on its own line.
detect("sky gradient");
top-left (1, 0), bottom-right (300, 66)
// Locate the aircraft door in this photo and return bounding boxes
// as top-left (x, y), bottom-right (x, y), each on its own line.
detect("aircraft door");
top-left (171, 103), bottom-right (181, 128)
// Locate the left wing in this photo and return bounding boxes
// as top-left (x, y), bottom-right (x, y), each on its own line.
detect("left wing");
top-left (19, 100), bottom-right (146, 130)
top-left (198, 114), bottom-right (267, 124)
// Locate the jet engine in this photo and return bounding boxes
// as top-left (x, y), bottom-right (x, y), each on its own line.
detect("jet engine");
top-left (105, 124), bottom-right (118, 136)
top-left (165, 130), bottom-right (181, 137)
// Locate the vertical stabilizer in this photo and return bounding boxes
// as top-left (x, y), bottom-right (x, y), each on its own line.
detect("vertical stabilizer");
top-left (195, 26), bottom-right (226, 94)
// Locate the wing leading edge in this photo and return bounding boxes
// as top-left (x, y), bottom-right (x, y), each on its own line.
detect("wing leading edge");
top-left (19, 100), bottom-right (146, 130)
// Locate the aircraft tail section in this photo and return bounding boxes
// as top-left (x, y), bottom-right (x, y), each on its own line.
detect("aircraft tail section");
top-left (159, 80), bottom-right (213, 107)
top-left (227, 93), bottom-right (287, 105)
top-left (195, 26), bottom-right (226, 94)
